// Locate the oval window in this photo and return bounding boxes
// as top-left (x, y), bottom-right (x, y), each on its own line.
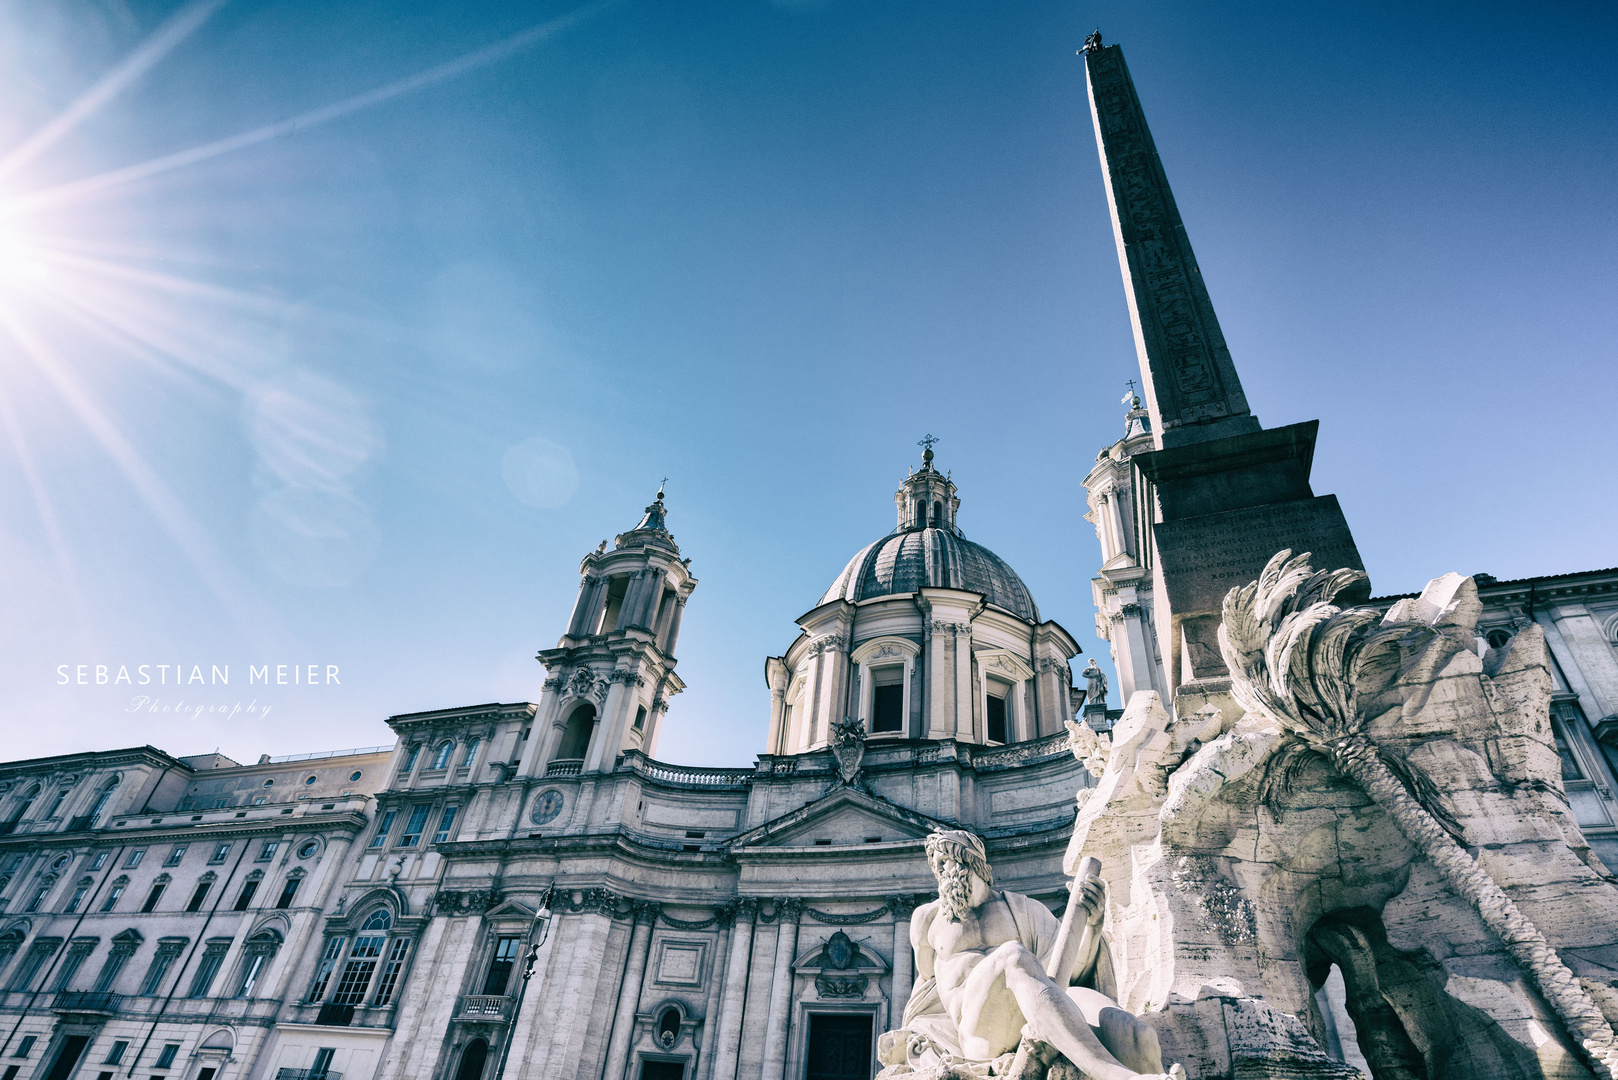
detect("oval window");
top-left (262, 779), bottom-right (274, 787)
top-left (304, 775), bottom-right (317, 786)
top-left (297, 840), bottom-right (319, 859)
top-left (51, 855), bottom-right (69, 871)
top-left (349, 771), bottom-right (362, 782)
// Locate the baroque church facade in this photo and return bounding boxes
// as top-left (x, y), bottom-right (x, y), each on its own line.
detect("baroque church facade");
top-left (3, 34), bottom-right (1618, 1080)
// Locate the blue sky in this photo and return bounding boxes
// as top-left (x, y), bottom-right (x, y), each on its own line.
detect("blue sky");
top-left (0, 0), bottom-right (1613, 766)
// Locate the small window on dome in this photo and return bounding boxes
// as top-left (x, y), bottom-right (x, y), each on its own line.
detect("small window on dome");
top-left (871, 666), bottom-right (904, 734)
top-left (932, 500), bottom-right (942, 527)
top-left (985, 681), bottom-right (1011, 744)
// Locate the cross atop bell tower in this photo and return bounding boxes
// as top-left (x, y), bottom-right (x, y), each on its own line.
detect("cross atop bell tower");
top-left (1083, 32), bottom-right (1260, 449)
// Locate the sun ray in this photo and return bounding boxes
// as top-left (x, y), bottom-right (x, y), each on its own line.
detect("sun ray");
top-left (0, 368), bottom-right (92, 640)
top-left (0, 304), bottom-right (278, 649)
top-left (2, 0), bottom-right (617, 217)
top-left (0, 0), bottom-right (229, 183)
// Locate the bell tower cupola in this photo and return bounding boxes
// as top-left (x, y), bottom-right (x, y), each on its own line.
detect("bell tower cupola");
top-left (895, 437), bottom-right (960, 534)
top-left (524, 485), bottom-right (696, 777)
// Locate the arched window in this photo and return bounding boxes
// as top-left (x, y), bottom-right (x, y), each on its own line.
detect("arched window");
top-left (460, 738), bottom-right (480, 767)
top-left (7, 784), bottom-right (40, 825)
top-left (557, 704), bottom-right (596, 761)
top-left (87, 776), bottom-right (120, 823)
top-left (1485, 628), bottom-right (1512, 649)
top-left (234, 930), bottom-right (282, 997)
top-left (401, 744), bottom-right (422, 773)
top-left (0, 928), bottom-right (24, 977)
top-left (323, 909), bottom-right (408, 1009)
top-left (933, 500), bottom-right (943, 527)
top-left (657, 1005), bottom-right (682, 1048)
top-left (453, 1038), bottom-right (488, 1080)
top-left (430, 742), bottom-right (454, 771)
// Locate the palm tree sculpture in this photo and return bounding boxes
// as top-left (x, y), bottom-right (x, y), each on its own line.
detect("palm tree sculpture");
top-left (1218, 550), bottom-right (1618, 1079)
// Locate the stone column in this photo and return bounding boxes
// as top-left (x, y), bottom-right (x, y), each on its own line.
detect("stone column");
top-left (664, 595), bottom-right (688, 655)
top-left (887, 896), bottom-right (920, 1016)
top-left (955, 626), bottom-right (975, 741)
top-left (709, 899), bottom-right (758, 1080)
top-left (601, 901), bottom-right (661, 1080)
top-left (695, 914), bottom-right (733, 1080)
top-left (585, 680), bottom-right (629, 774)
top-left (760, 900), bottom-right (803, 1080)
top-left (581, 576), bottom-right (610, 637)
top-left (566, 574), bottom-right (598, 636)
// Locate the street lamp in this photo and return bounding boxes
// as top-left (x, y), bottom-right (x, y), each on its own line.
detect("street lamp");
top-left (489, 893), bottom-right (553, 1080)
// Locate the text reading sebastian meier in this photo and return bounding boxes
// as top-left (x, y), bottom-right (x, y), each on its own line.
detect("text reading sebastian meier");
top-left (57, 664), bottom-right (339, 685)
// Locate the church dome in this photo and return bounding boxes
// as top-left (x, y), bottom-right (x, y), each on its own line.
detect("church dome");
top-left (819, 529), bottom-right (1039, 622)
top-left (818, 446), bottom-right (1039, 622)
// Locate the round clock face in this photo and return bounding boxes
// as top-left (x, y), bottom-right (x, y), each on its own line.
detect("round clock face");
top-left (531, 790), bottom-right (565, 825)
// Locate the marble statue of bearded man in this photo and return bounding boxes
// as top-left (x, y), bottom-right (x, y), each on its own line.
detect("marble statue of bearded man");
top-left (879, 829), bottom-right (1177, 1080)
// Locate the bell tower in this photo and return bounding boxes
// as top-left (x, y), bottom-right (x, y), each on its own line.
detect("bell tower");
top-left (522, 486), bottom-right (696, 777)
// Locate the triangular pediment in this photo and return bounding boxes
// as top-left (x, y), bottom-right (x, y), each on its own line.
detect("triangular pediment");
top-left (728, 786), bottom-right (951, 849)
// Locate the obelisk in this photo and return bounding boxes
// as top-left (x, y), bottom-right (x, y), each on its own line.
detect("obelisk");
top-left (1081, 32), bottom-right (1368, 699)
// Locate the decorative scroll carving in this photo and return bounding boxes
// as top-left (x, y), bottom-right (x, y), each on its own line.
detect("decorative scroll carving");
top-left (434, 889), bottom-right (500, 915)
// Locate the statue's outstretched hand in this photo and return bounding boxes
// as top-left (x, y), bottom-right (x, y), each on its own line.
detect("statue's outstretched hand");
top-left (1074, 874), bottom-right (1106, 928)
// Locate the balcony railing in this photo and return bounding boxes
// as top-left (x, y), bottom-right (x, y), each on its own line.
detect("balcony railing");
top-left (544, 759), bottom-right (583, 778)
top-left (455, 995), bottom-right (513, 1021)
top-left (314, 1002), bottom-right (355, 1026)
top-left (53, 991), bottom-right (121, 1014)
top-left (277, 1070), bottom-right (343, 1080)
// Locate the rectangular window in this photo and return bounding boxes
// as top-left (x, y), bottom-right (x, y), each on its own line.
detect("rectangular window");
top-left (235, 952), bottom-right (267, 998)
top-left (188, 943), bottom-right (230, 998)
top-left (140, 882), bottom-right (166, 913)
top-left (209, 842), bottom-right (231, 864)
top-left (14, 1035), bottom-right (34, 1057)
top-left (310, 1049), bottom-right (336, 1079)
top-left (92, 950), bottom-right (131, 993)
top-left (49, 944), bottom-right (94, 991)
top-left (198, 1071), bottom-right (216, 1080)
top-left (233, 879), bottom-right (259, 911)
top-left (154, 1044), bottom-right (179, 1069)
top-left (872, 668), bottom-right (904, 733)
top-left (1, 1066), bottom-right (15, 1080)
top-left (98, 885), bottom-right (124, 913)
top-left (185, 882), bottom-right (212, 913)
top-left (256, 840), bottom-right (279, 862)
top-left (124, 849), bottom-right (146, 869)
top-left (24, 886), bottom-right (49, 912)
top-left (306, 937), bottom-right (346, 1002)
top-left (274, 877), bottom-right (300, 909)
top-left (106, 1042), bottom-right (129, 1065)
top-left (89, 853), bottom-right (108, 871)
top-left (7, 941), bottom-right (59, 991)
top-left (985, 692), bottom-right (1008, 744)
top-left (397, 805), bottom-right (430, 847)
top-left (369, 809), bottom-right (397, 848)
top-left (433, 806), bottom-right (459, 844)
top-left (371, 937), bottom-right (411, 1007)
top-left (163, 845), bottom-right (187, 866)
top-left (138, 947), bottom-right (183, 996)
top-left (331, 934), bottom-right (386, 1005)
top-left (481, 936), bottom-right (520, 996)
top-left (64, 885), bottom-right (89, 913)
